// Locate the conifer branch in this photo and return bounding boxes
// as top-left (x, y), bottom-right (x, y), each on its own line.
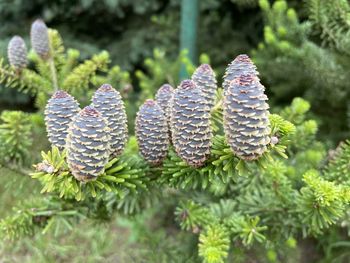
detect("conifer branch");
top-left (48, 57), bottom-right (58, 92)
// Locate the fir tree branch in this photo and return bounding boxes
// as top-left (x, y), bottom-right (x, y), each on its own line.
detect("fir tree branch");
top-left (48, 57), bottom-right (58, 92)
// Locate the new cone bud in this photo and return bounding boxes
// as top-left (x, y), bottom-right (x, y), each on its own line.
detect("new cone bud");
top-left (191, 64), bottom-right (217, 109)
top-left (30, 19), bottom-right (50, 59)
top-left (44, 91), bottom-right (80, 149)
top-left (223, 54), bottom-right (259, 92)
top-left (171, 80), bottom-right (212, 167)
top-left (92, 84), bottom-right (128, 157)
top-left (223, 74), bottom-right (270, 161)
top-left (7, 36), bottom-right (28, 71)
top-left (66, 106), bottom-right (110, 182)
top-left (135, 99), bottom-right (169, 166)
top-left (155, 84), bottom-right (174, 140)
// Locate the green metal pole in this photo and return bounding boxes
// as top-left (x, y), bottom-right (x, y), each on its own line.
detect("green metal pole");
top-left (179, 0), bottom-right (199, 80)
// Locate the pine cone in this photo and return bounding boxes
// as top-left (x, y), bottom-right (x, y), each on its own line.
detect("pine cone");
top-left (171, 80), bottom-right (212, 167)
top-left (30, 19), bottom-right (50, 59)
top-left (223, 74), bottom-right (270, 161)
top-left (7, 36), bottom-right (28, 70)
top-left (135, 99), bottom-right (169, 166)
top-left (66, 106), bottom-right (110, 182)
top-left (92, 84), bottom-right (128, 157)
top-left (155, 84), bottom-right (174, 140)
top-left (44, 90), bottom-right (80, 149)
top-left (191, 64), bottom-right (217, 108)
top-left (223, 54), bottom-right (259, 92)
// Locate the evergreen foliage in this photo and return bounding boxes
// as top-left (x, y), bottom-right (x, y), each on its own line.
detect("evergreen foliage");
top-left (4, 53), bottom-right (345, 262)
top-left (31, 147), bottom-right (148, 201)
top-left (135, 49), bottom-right (195, 102)
top-left (0, 110), bottom-right (32, 164)
top-left (0, 24), bottom-right (130, 112)
top-left (198, 224), bottom-right (230, 263)
top-left (0, 8), bottom-right (350, 262)
top-left (253, 0), bottom-right (350, 139)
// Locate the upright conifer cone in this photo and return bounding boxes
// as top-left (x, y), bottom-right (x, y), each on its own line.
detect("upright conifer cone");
top-left (92, 84), bottom-right (128, 157)
top-left (191, 64), bottom-right (217, 108)
top-left (135, 99), bottom-right (169, 166)
top-left (155, 84), bottom-right (174, 138)
top-left (30, 19), bottom-right (50, 59)
top-left (171, 80), bottom-right (212, 167)
top-left (223, 54), bottom-right (259, 92)
top-left (223, 74), bottom-right (270, 161)
top-left (7, 36), bottom-right (28, 70)
top-left (66, 106), bottom-right (110, 182)
top-left (44, 91), bottom-right (80, 149)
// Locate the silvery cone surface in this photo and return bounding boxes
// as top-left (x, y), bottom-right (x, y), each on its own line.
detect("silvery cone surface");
top-left (30, 19), bottom-right (50, 59)
top-left (155, 84), bottom-right (174, 140)
top-left (223, 54), bottom-right (259, 92)
top-left (7, 36), bottom-right (28, 71)
top-left (135, 99), bottom-right (169, 166)
top-left (92, 84), bottom-right (128, 157)
top-left (223, 74), bottom-right (270, 161)
top-left (171, 80), bottom-right (212, 168)
top-left (66, 106), bottom-right (110, 182)
top-left (44, 90), bottom-right (80, 149)
top-left (191, 64), bottom-right (217, 109)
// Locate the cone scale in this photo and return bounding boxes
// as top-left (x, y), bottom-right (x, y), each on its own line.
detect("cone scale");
top-left (30, 19), bottom-right (50, 59)
top-left (7, 36), bottom-right (28, 71)
top-left (223, 54), bottom-right (259, 92)
top-left (136, 99), bottom-right (169, 166)
top-left (171, 80), bottom-right (212, 168)
top-left (223, 74), bottom-right (270, 161)
top-left (92, 84), bottom-right (128, 157)
top-left (155, 84), bottom-right (174, 141)
top-left (44, 90), bottom-right (80, 149)
top-left (191, 64), bottom-right (217, 109)
top-left (66, 106), bottom-right (110, 182)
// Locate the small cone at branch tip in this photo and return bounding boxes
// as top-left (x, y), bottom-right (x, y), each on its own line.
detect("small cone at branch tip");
top-left (7, 36), bottom-right (28, 71)
top-left (223, 54), bottom-right (259, 92)
top-left (191, 64), bottom-right (217, 109)
top-left (223, 74), bottom-right (271, 161)
top-left (155, 84), bottom-right (175, 142)
top-left (30, 19), bottom-right (50, 59)
top-left (136, 99), bottom-right (169, 166)
top-left (91, 83), bottom-right (128, 157)
top-left (44, 90), bottom-right (80, 149)
top-left (171, 80), bottom-right (212, 167)
top-left (66, 106), bottom-right (110, 182)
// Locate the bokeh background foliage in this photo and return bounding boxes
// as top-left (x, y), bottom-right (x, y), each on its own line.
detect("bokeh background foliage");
top-left (0, 0), bottom-right (350, 262)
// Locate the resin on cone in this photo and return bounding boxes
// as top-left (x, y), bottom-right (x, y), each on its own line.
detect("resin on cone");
top-left (223, 74), bottom-right (270, 161)
top-left (44, 90), bottom-right (80, 149)
top-left (7, 36), bottom-right (28, 70)
top-left (171, 80), bottom-right (212, 167)
top-left (191, 64), bottom-right (217, 109)
top-left (92, 84), bottom-right (128, 157)
top-left (135, 99), bottom-right (169, 166)
top-left (66, 106), bottom-right (110, 182)
top-left (30, 19), bottom-right (50, 59)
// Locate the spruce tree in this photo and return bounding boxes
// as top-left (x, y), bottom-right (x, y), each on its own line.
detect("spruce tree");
top-left (0, 15), bottom-right (349, 263)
